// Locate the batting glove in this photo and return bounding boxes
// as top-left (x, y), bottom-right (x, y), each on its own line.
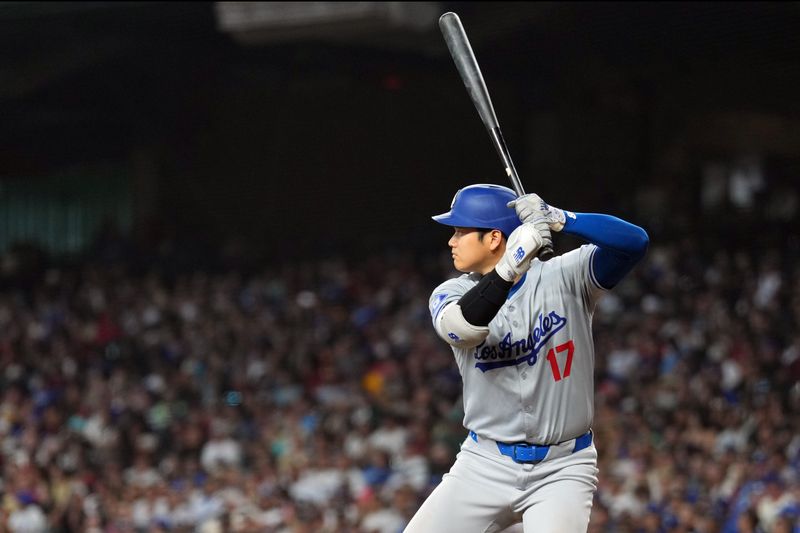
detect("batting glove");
top-left (507, 193), bottom-right (569, 232)
top-left (495, 223), bottom-right (544, 282)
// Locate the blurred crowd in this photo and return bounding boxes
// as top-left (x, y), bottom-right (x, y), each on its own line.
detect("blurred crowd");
top-left (0, 227), bottom-right (798, 532)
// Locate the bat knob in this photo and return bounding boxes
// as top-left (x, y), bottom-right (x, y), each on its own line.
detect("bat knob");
top-left (537, 243), bottom-right (554, 262)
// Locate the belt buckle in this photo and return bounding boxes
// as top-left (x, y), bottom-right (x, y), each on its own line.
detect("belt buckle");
top-left (512, 444), bottom-right (539, 464)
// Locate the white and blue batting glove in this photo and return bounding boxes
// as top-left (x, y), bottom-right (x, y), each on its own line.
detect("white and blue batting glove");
top-left (507, 193), bottom-right (570, 232)
top-left (495, 222), bottom-right (544, 282)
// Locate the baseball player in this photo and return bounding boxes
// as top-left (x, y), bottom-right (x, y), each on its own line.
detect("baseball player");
top-left (405, 184), bottom-right (648, 532)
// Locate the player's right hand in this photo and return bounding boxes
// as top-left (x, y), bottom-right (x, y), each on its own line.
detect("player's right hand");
top-left (495, 223), bottom-right (544, 282)
top-left (507, 193), bottom-right (567, 232)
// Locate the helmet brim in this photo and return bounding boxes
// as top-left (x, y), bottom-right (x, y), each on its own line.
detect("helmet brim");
top-left (431, 212), bottom-right (491, 230)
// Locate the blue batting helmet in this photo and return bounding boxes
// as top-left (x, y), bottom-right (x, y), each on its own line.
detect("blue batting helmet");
top-left (432, 184), bottom-right (521, 237)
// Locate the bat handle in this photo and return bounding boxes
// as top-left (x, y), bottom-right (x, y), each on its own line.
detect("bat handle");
top-left (490, 129), bottom-right (555, 262)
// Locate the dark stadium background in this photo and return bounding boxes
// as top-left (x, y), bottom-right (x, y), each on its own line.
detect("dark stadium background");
top-left (3, 2), bottom-right (798, 259)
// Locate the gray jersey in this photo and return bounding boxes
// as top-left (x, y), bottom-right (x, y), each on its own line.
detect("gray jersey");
top-left (429, 244), bottom-right (605, 445)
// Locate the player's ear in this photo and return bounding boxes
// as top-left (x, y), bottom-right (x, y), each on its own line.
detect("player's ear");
top-left (488, 229), bottom-right (504, 252)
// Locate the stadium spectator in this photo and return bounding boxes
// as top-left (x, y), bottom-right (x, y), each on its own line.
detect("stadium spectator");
top-left (0, 221), bottom-right (797, 531)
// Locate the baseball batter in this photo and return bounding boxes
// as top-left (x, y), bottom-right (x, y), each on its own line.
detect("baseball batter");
top-left (405, 184), bottom-right (648, 532)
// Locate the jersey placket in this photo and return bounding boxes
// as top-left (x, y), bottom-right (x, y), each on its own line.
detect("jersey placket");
top-left (504, 299), bottom-right (537, 442)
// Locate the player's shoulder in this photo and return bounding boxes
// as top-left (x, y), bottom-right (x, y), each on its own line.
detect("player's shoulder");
top-left (530, 245), bottom-right (598, 285)
top-left (430, 272), bottom-right (479, 296)
top-left (429, 272), bottom-right (479, 320)
top-left (542, 244), bottom-right (597, 269)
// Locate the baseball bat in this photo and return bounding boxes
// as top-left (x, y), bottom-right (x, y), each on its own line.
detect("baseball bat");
top-left (439, 11), bottom-right (554, 261)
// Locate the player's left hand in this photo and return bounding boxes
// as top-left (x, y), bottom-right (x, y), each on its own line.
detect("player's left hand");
top-left (495, 222), bottom-right (544, 281)
top-left (507, 193), bottom-right (568, 232)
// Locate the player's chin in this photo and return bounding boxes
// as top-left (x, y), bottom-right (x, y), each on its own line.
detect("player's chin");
top-left (453, 258), bottom-right (469, 273)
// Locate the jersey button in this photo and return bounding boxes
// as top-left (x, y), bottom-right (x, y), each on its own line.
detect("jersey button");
top-left (524, 405), bottom-right (532, 412)
top-left (521, 372), bottom-right (528, 380)
top-left (508, 306), bottom-right (515, 312)
top-left (513, 321), bottom-right (519, 327)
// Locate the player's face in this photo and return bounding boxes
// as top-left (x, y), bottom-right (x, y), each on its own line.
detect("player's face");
top-left (448, 227), bottom-right (502, 274)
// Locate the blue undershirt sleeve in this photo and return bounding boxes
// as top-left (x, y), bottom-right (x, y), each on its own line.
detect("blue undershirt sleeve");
top-left (561, 213), bottom-right (649, 289)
